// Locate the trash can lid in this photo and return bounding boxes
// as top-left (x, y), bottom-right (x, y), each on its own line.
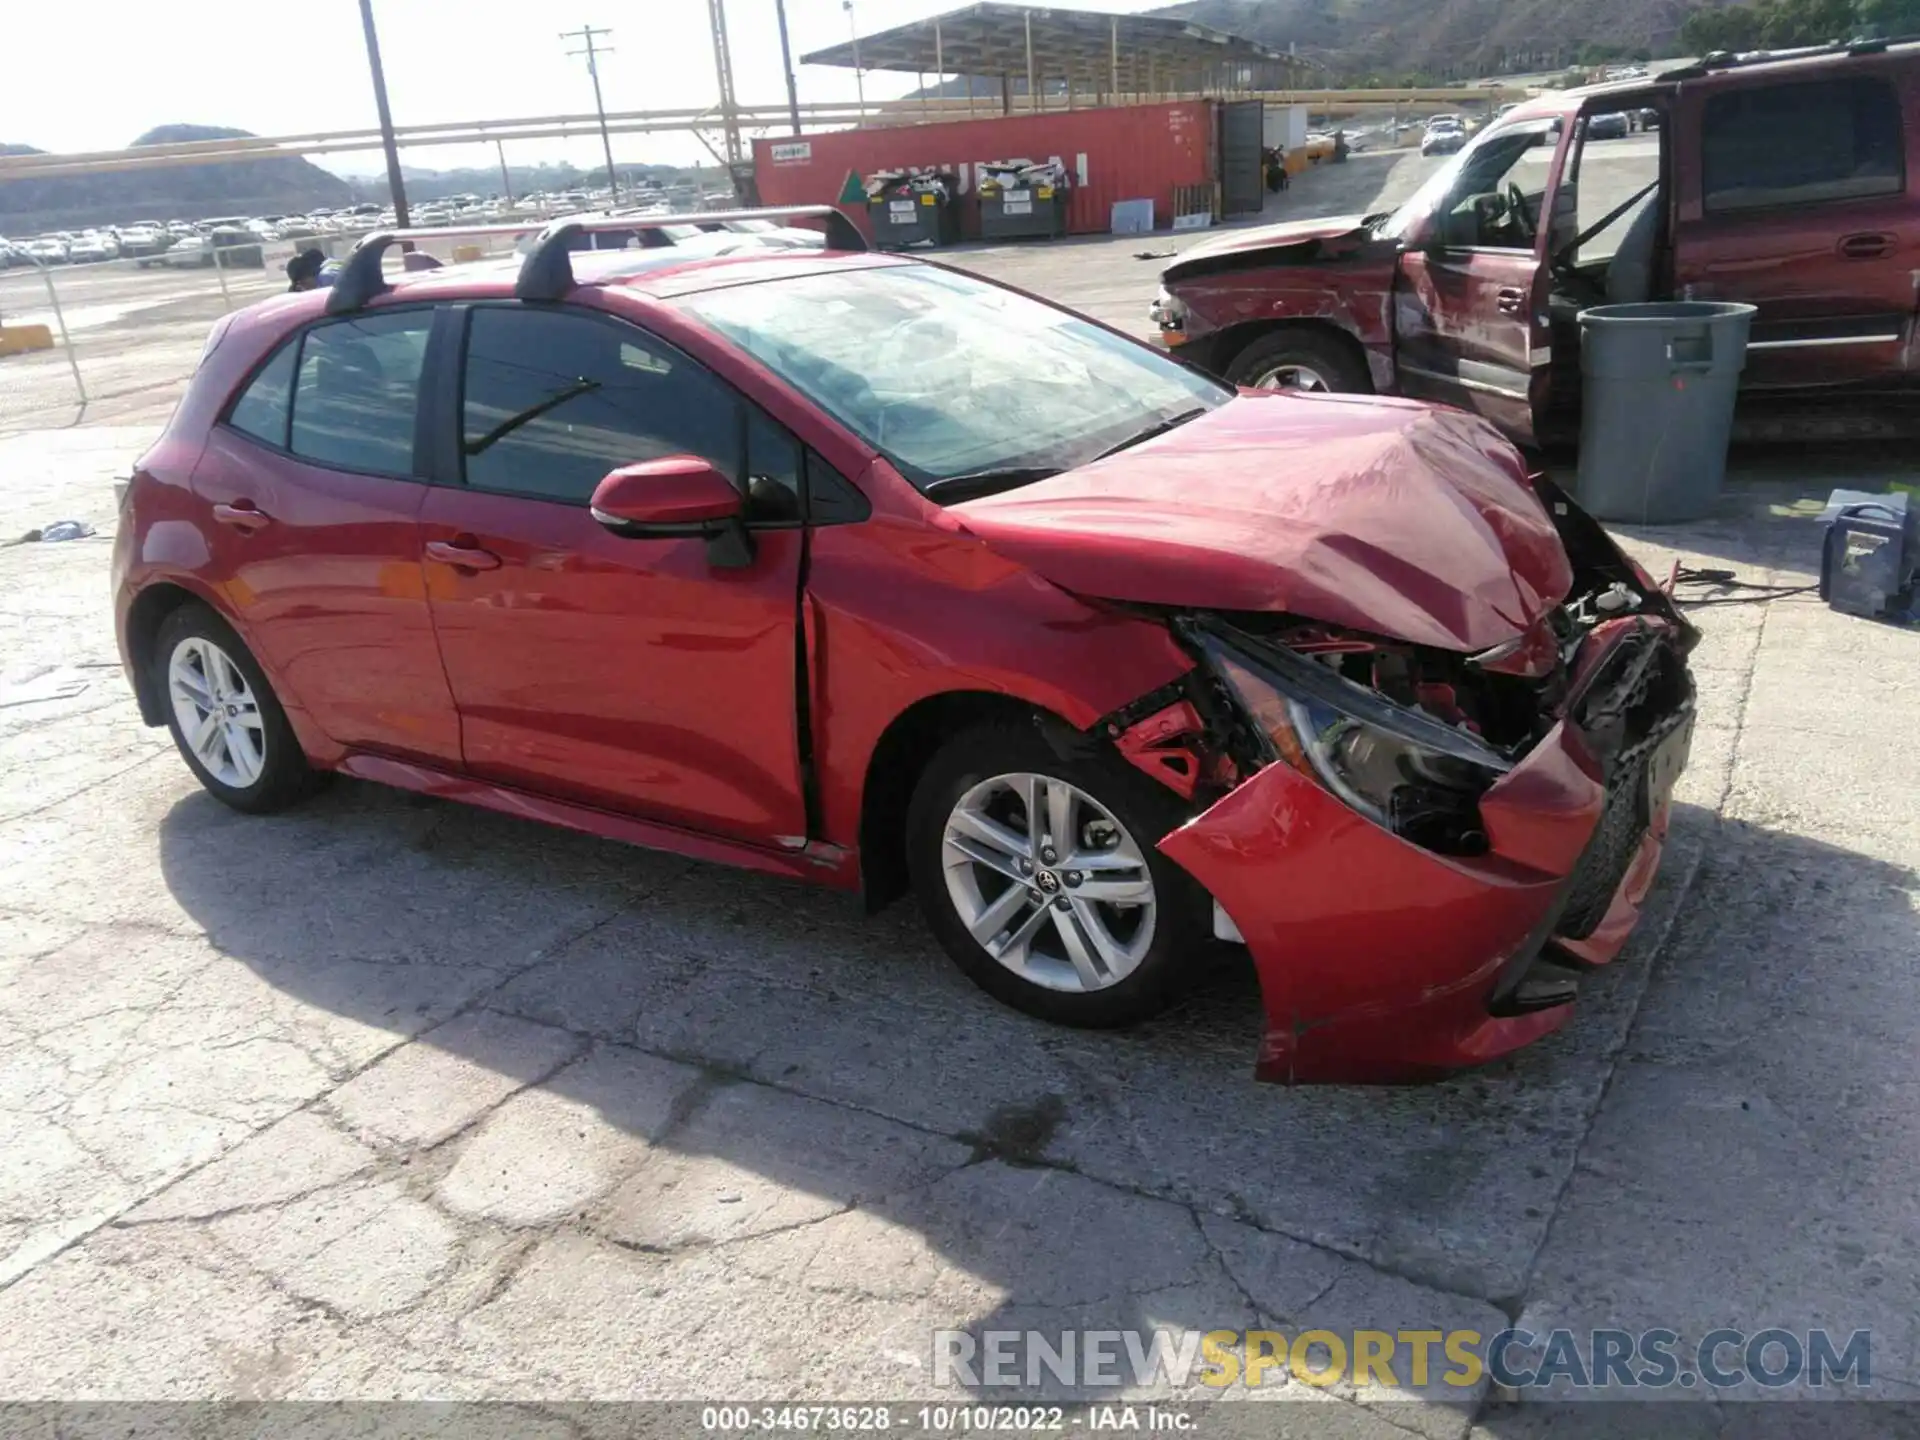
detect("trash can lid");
top-left (1580, 301), bottom-right (1756, 325)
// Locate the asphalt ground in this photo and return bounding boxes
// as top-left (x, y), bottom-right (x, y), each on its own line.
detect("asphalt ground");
top-left (1, 147), bottom-right (1916, 1435)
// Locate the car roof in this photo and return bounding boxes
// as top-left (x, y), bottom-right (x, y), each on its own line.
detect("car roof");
top-left (1502, 37), bottom-right (1920, 124)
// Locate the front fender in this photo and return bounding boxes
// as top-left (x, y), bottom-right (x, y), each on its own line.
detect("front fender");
top-left (806, 514), bottom-right (1193, 850)
top-left (1169, 258), bottom-right (1401, 386)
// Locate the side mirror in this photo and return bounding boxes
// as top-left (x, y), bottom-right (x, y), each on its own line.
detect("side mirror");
top-left (590, 456), bottom-right (743, 531)
top-left (589, 455), bottom-right (754, 566)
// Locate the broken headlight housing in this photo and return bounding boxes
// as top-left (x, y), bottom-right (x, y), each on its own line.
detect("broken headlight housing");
top-left (1191, 621), bottom-right (1515, 856)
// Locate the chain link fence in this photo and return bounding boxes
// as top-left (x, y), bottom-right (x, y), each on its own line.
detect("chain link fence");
top-left (0, 224), bottom-right (538, 431)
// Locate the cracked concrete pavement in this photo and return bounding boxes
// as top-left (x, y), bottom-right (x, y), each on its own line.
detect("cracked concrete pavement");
top-left (3, 203), bottom-right (1919, 1434)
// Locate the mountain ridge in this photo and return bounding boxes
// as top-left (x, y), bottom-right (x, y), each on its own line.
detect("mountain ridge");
top-left (1151, 0), bottom-right (1707, 80)
top-left (1, 125), bottom-right (352, 233)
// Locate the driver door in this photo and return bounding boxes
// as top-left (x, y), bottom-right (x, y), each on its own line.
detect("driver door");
top-left (1394, 120), bottom-right (1570, 445)
top-left (418, 303), bottom-right (808, 847)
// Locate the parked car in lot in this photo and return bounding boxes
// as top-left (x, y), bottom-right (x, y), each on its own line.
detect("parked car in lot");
top-left (113, 210), bottom-right (1696, 1083)
top-left (139, 228), bottom-right (267, 270)
top-left (1421, 118), bottom-right (1468, 156)
top-left (117, 224), bottom-right (171, 257)
top-left (22, 235), bottom-right (70, 264)
top-left (1152, 40), bottom-right (1920, 445)
top-left (1587, 110), bottom-right (1631, 139)
top-left (66, 232), bottom-right (117, 264)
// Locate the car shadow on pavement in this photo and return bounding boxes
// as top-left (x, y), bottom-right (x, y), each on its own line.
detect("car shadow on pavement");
top-left (153, 780), bottom-right (1917, 1404)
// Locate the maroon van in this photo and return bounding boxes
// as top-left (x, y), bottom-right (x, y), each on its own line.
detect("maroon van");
top-left (1151, 41), bottom-right (1920, 445)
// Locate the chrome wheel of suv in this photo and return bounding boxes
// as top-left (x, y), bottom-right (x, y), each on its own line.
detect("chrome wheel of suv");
top-left (941, 771), bottom-right (1157, 994)
top-left (1252, 362), bottom-right (1331, 392)
top-left (167, 636), bottom-right (266, 789)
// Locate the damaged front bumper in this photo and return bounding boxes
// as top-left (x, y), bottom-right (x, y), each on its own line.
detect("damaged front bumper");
top-left (1161, 632), bottom-right (1692, 1083)
top-left (1140, 482), bottom-right (1697, 1084)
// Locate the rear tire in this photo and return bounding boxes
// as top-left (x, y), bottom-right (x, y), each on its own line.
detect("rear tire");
top-left (906, 722), bottom-right (1210, 1029)
top-left (153, 602), bottom-right (318, 814)
top-left (1226, 328), bottom-right (1371, 394)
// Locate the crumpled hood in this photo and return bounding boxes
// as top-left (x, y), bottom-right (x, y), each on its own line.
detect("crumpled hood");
top-left (1163, 214), bottom-right (1373, 279)
top-left (951, 393), bottom-right (1573, 653)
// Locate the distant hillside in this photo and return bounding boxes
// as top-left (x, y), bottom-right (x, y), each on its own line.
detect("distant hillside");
top-left (0, 125), bottom-right (352, 233)
top-left (1154, 0), bottom-right (1708, 80)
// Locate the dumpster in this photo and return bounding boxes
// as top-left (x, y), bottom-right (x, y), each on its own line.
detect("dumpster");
top-left (1575, 301), bottom-right (1756, 524)
top-left (978, 159), bottom-right (1070, 240)
top-left (865, 169), bottom-right (960, 249)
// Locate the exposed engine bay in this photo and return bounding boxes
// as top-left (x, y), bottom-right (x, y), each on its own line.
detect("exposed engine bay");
top-left (1102, 475), bottom-right (1699, 868)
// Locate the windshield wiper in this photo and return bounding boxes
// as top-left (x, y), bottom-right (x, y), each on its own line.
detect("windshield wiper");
top-left (921, 467), bottom-right (1062, 504)
top-left (1093, 407), bottom-right (1207, 460)
top-left (464, 377), bottom-right (602, 456)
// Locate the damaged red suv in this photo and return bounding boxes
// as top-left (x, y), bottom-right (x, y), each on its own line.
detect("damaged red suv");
top-left (113, 214), bottom-right (1696, 1083)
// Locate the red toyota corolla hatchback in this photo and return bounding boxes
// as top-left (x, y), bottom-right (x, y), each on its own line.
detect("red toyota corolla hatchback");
top-left (113, 215), bottom-right (1697, 1083)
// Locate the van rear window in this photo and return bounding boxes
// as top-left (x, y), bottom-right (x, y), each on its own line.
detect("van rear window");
top-left (1703, 77), bottom-right (1905, 214)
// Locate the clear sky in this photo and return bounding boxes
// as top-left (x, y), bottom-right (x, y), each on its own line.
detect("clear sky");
top-left (4, 0), bottom-right (1168, 177)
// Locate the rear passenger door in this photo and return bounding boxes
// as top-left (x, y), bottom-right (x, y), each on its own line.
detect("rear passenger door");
top-left (1671, 67), bottom-right (1916, 392)
top-left (192, 307), bottom-right (461, 764)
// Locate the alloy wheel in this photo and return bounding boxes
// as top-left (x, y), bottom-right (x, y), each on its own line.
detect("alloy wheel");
top-left (1255, 363), bottom-right (1331, 392)
top-left (941, 772), bottom-right (1157, 994)
top-left (167, 636), bottom-right (266, 789)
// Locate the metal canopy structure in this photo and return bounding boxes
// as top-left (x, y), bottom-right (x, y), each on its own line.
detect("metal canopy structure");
top-left (801, 2), bottom-right (1316, 105)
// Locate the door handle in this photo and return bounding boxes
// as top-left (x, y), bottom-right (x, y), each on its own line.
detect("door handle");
top-left (425, 538), bottom-right (502, 572)
top-left (1496, 286), bottom-right (1528, 314)
top-left (1837, 232), bottom-right (1893, 260)
top-left (211, 501), bottom-right (270, 534)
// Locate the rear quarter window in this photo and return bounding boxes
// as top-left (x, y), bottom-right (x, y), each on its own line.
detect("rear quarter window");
top-left (1702, 76), bottom-right (1906, 214)
top-left (225, 339), bottom-right (299, 450)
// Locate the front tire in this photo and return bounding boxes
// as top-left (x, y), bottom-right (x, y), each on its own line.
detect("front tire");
top-left (906, 723), bottom-right (1210, 1029)
top-left (153, 602), bottom-right (317, 814)
top-left (1224, 328), bottom-right (1371, 394)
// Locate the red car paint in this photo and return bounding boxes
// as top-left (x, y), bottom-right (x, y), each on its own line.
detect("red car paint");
top-left (1158, 43), bottom-right (1920, 443)
top-left (1159, 691), bottom-right (1673, 1084)
top-left (953, 390), bottom-right (1572, 652)
top-left (115, 247), bottom-right (1690, 1084)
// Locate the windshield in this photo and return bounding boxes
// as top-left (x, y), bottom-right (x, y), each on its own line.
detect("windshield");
top-left (680, 265), bottom-right (1229, 491)
top-left (1377, 120), bottom-right (1562, 242)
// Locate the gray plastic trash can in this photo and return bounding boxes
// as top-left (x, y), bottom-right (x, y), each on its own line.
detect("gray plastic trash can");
top-left (1576, 301), bottom-right (1755, 523)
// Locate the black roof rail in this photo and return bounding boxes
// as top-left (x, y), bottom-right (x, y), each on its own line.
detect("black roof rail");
top-left (513, 204), bottom-right (868, 302)
top-left (324, 223), bottom-right (536, 315)
top-left (1656, 34), bottom-right (1919, 83)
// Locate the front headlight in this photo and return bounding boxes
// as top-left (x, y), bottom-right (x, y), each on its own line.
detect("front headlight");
top-left (1149, 286), bottom-right (1188, 331)
top-left (1195, 622), bottom-right (1513, 855)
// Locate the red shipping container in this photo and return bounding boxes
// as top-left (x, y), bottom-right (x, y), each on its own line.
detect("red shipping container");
top-left (753, 100), bottom-right (1217, 239)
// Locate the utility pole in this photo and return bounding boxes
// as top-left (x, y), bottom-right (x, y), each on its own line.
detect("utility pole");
top-left (561, 24), bottom-right (620, 203)
top-left (844, 0), bottom-right (866, 120)
top-left (706, 0), bottom-right (745, 168)
top-left (774, 0), bottom-right (802, 136)
top-left (357, 0), bottom-right (410, 228)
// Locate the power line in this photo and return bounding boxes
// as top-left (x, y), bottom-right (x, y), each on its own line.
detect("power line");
top-left (561, 24), bottom-right (621, 204)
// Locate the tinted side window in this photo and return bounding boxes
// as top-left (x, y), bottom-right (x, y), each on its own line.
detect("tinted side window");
top-left (745, 408), bottom-right (802, 523)
top-left (461, 308), bottom-right (741, 503)
top-left (226, 339), bottom-right (299, 449)
top-left (289, 312), bottom-right (431, 475)
top-left (1703, 78), bottom-right (1905, 214)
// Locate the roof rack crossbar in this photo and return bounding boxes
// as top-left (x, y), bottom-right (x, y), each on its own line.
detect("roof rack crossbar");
top-left (323, 223), bottom-right (537, 314)
top-left (325, 205), bottom-right (867, 314)
top-left (1656, 33), bottom-right (1920, 81)
top-left (513, 204), bottom-right (866, 302)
